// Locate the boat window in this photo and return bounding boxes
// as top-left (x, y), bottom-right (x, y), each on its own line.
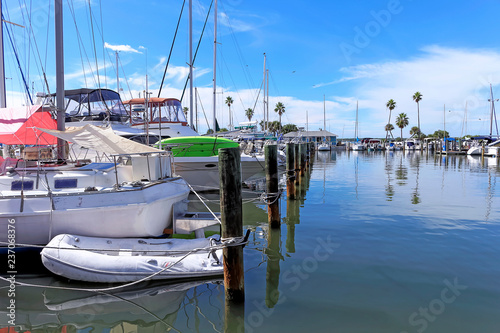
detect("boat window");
top-left (54, 179), bottom-right (78, 189)
top-left (11, 180), bottom-right (34, 191)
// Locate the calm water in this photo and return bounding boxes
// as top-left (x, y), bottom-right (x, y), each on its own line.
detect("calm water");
top-left (1, 150), bottom-right (500, 332)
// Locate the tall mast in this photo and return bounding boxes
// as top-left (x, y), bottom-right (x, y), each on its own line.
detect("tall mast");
top-left (263, 53), bottom-right (266, 132)
top-left (188, 0), bottom-right (194, 129)
top-left (355, 101), bottom-right (358, 140)
top-left (323, 95), bottom-right (326, 131)
top-left (266, 68), bottom-right (269, 132)
top-left (212, 0), bottom-right (217, 134)
top-left (0, 0), bottom-right (6, 108)
top-left (55, 0), bottom-right (65, 160)
top-left (488, 84), bottom-right (499, 137)
top-left (115, 51), bottom-right (119, 95)
top-left (195, 87), bottom-right (198, 132)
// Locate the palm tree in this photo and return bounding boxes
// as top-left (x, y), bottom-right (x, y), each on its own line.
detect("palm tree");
top-left (395, 113), bottom-right (409, 140)
top-left (385, 99), bottom-right (396, 141)
top-left (385, 123), bottom-right (395, 138)
top-left (412, 92), bottom-right (423, 140)
top-left (183, 107), bottom-right (189, 118)
top-left (245, 108), bottom-right (254, 121)
top-left (409, 126), bottom-right (421, 138)
top-left (274, 102), bottom-right (286, 131)
top-left (225, 96), bottom-right (234, 130)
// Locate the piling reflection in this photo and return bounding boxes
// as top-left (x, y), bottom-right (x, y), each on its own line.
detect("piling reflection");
top-left (265, 227), bottom-right (282, 308)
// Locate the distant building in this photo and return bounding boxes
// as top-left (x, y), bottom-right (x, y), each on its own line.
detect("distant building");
top-left (284, 130), bottom-right (338, 145)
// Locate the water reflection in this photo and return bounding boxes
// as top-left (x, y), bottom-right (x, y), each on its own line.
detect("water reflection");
top-left (265, 228), bottom-right (282, 308)
top-left (0, 276), bottom-right (223, 332)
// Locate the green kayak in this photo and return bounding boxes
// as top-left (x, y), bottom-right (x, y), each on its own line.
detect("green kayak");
top-left (154, 136), bottom-right (239, 157)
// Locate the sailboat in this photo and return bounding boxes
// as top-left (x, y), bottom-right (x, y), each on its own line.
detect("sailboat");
top-left (467, 85), bottom-right (500, 156)
top-left (352, 101), bottom-right (365, 151)
top-left (0, 1), bottom-right (190, 246)
top-left (317, 96), bottom-right (331, 151)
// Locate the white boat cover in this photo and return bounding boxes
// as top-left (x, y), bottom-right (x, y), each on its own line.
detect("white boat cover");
top-left (41, 234), bottom-right (224, 283)
top-left (38, 124), bottom-right (162, 155)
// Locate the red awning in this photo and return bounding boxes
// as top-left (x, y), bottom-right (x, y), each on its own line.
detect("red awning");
top-left (0, 106), bottom-right (58, 145)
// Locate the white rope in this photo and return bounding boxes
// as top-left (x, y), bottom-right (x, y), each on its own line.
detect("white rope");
top-left (259, 189), bottom-right (282, 205)
top-left (186, 183), bottom-right (221, 224)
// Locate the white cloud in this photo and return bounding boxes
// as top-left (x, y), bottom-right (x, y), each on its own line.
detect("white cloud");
top-left (316, 46), bottom-right (500, 138)
top-left (104, 42), bottom-right (142, 54)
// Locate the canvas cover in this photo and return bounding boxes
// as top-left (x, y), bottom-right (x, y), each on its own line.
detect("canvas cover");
top-left (38, 124), bottom-right (162, 155)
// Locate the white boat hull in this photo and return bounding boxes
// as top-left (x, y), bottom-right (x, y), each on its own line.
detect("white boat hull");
top-left (41, 234), bottom-right (223, 283)
top-left (1, 178), bottom-right (190, 245)
top-left (173, 155), bottom-right (264, 189)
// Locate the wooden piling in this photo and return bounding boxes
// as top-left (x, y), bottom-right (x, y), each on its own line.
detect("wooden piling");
top-left (300, 143), bottom-right (306, 178)
top-left (286, 143), bottom-right (295, 200)
top-left (265, 144), bottom-right (280, 228)
top-left (294, 143), bottom-right (300, 187)
top-left (219, 147), bottom-right (244, 303)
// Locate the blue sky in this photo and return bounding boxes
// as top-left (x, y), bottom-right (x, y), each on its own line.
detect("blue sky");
top-left (3, 0), bottom-right (500, 137)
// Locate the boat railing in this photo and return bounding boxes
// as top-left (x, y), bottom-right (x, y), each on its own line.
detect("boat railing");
top-left (110, 151), bottom-right (174, 185)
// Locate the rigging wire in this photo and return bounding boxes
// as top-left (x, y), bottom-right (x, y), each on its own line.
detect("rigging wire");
top-left (67, 0), bottom-right (91, 88)
top-left (157, 0), bottom-right (186, 97)
top-left (218, 0), bottom-right (256, 96)
top-left (20, 0), bottom-right (53, 97)
top-left (179, 0), bottom-right (213, 102)
top-left (1, 12), bottom-right (33, 104)
top-left (99, 0), bottom-right (106, 87)
top-left (118, 56), bottom-right (134, 100)
top-left (196, 87), bottom-right (212, 131)
top-left (88, 1), bottom-right (102, 89)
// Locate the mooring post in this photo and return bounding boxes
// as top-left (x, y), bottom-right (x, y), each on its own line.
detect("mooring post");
top-left (294, 143), bottom-right (300, 187)
top-left (300, 143), bottom-right (307, 178)
top-left (286, 143), bottom-right (296, 200)
top-left (219, 147), bottom-right (244, 303)
top-left (481, 141), bottom-right (485, 161)
top-left (305, 143), bottom-right (310, 169)
top-left (265, 144), bottom-right (280, 228)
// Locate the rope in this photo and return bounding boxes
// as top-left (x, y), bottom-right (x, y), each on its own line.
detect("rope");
top-left (186, 183), bottom-right (221, 224)
top-left (259, 190), bottom-right (282, 205)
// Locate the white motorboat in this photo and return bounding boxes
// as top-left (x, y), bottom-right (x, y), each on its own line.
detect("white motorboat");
top-left (352, 143), bottom-right (366, 151)
top-left (466, 136), bottom-right (500, 155)
top-left (0, 125), bottom-right (190, 246)
top-left (41, 234), bottom-right (224, 283)
top-left (317, 142), bottom-right (331, 151)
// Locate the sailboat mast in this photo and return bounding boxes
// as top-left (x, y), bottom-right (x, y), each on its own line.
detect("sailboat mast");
top-left (0, 0), bottom-right (6, 108)
top-left (212, 0), bottom-right (217, 134)
top-left (323, 95), bottom-right (326, 131)
top-left (188, 0), bottom-right (194, 129)
top-left (115, 51), bottom-right (119, 95)
top-left (263, 53), bottom-right (266, 133)
top-left (355, 101), bottom-right (358, 140)
top-left (55, 0), bottom-right (65, 160)
top-left (266, 68), bottom-right (269, 132)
